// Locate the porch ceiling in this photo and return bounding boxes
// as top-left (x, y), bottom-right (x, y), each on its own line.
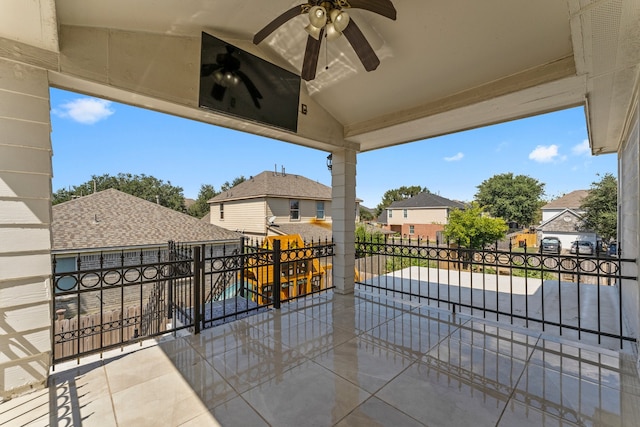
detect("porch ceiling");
top-left (5, 0), bottom-right (638, 155)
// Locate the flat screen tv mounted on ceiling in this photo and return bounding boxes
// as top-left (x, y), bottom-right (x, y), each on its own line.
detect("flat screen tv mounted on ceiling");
top-left (199, 32), bottom-right (301, 132)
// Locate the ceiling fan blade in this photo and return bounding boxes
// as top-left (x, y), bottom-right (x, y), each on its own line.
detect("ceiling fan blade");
top-left (201, 63), bottom-right (222, 77)
top-left (346, 0), bottom-right (397, 20)
top-left (236, 70), bottom-right (263, 108)
top-left (342, 20), bottom-right (380, 72)
top-left (301, 31), bottom-right (324, 81)
top-left (253, 5), bottom-right (305, 44)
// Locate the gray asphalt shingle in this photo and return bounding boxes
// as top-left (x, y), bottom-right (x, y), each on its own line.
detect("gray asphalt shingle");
top-left (52, 189), bottom-right (242, 251)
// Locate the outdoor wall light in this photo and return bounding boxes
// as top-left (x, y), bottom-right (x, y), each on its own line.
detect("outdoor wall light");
top-left (326, 153), bottom-right (332, 170)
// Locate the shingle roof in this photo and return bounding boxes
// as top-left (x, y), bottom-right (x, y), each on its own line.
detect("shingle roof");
top-left (209, 171), bottom-right (333, 202)
top-left (388, 192), bottom-right (465, 209)
top-left (52, 189), bottom-right (242, 251)
top-left (542, 190), bottom-right (589, 210)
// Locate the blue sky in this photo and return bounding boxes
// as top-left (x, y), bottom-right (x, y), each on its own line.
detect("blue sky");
top-left (50, 88), bottom-right (617, 208)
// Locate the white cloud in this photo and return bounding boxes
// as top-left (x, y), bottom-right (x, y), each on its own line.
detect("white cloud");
top-left (444, 152), bottom-right (464, 162)
top-left (53, 98), bottom-right (115, 124)
top-left (528, 145), bottom-right (560, 163)
top-left (572, 139), bottom-right (590, 156)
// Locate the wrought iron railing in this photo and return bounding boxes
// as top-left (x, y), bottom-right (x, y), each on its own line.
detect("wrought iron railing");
top-left (51, 237), bottom-right (334, 364)
top-left (355, 236), bottom-right (637, 348)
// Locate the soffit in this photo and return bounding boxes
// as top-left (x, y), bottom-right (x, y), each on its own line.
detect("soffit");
top-left (50, 0), bottom-right (639, 154)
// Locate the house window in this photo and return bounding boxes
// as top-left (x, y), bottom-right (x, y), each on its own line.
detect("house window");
top-left (388, 209), bottom-right (392, 218)
top-left (290, 200), bottom-right (300, 220)
top-left (404, 209), bottom-right (408, 218)
top-left (409, 225), bottom-right (415, 235)
top-left (220, 203), bottom-right (224, 220)
top-left (316, 201), bottom-right (325, 219)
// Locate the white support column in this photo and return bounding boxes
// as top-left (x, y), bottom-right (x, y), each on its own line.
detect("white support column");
top-left (619, 97), bottom-right (640, 351)
top-left (0, 57), bottom-right (53, 399)
top-left (331, 148), bottom-right (357, 294)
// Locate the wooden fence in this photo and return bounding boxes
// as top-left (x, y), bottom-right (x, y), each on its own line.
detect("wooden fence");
top-left (53, 305), bottom-right (169, 361)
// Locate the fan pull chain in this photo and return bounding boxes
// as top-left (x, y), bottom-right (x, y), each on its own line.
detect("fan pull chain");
top-left (325, 33), bottom-right (329, 70)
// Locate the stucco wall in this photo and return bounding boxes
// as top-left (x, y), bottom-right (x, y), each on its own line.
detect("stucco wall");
top-left (0, 58), bottom-right (52, 398)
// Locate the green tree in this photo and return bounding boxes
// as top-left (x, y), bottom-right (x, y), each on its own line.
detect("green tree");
top-left (579, 173), bottom-right (617, 241)
top-left (359, 206), bottom-right (375, 221)
top-left (187, 184), bottom-right (218, 218)
top-left (475, 173), bottom-right (545, 226)
top-left (220, 176), bottom-right (246, 192)
top-left (52, 173), bottom-right (186, 211)
top-left (443, 203), bottom-right (508, 249)
top-left (375, 185), bottom-right (428, 216)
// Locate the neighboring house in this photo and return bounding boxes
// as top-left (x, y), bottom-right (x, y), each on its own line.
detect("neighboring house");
top-left (541, 190), bottom-right (589, 222)
top-left (538, 190), bottom-right (596, 250)
top-left (52, 189), bottom-right (243, 274)
top-left (207, 170), bottom-right (360, 241)
top-left (383, 192), bottom-right (465, 238)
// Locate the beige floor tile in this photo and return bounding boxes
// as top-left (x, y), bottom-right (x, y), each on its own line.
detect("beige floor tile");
top-left (241, 309), bottom-right (312, 338)
top-left (179, 396), bottom-right (268, 427)
top-left (529, 341), bottom-right (640, 395)
top-left (320, 306), bottom-right (389, 334)
top-left (498, 401), bottom-right (580, 426)
top-left (103, 346), bottom-right (177, 394)
top-left (376, 360), bottom-right (509, 426)
top-left (354, 298), bottom-right (409, 320)
top-left (0, 388), bottom-right (50, 426)
top-left (424, 337), bottom-right (527, 390)
top-left (187, 318), bottom-right (268, 359)
top-left (397, 309), bottom-right (465, 339)
top-left (111, 371), bottom-right (208, 426)
top-left (450, 321), bottom-right (540, 361)
top-left (514, 363), bottom-right (640, 425)
top-left (241, 360), bottom-right (370, 427)
top-left (51, 364), bottom-right (117, 427)
top-left (335, 397), bottom-right (425, 427)
top-left (2, 290), bottom-right (639, 427)
top-left (361, 320), bottom-right (446, 357)
top-left (211, 336), bottom-right (306, 393)
top-left (313, 336), bottom-right (414, 393)
top-left (273, 319), bottom-right (357, 358)
top-left (163, 349), bottom-right (239, 410)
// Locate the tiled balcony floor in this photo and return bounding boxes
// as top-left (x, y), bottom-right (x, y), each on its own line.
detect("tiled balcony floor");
top-left (2, 291), bottom-right (640, 426)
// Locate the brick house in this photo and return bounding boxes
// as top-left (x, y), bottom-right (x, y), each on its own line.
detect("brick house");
top-left (382, 192), bottom-right (465, 239)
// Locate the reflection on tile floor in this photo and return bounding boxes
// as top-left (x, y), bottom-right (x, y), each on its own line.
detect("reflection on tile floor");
top-left (2, 290), bottom-right (639, 426)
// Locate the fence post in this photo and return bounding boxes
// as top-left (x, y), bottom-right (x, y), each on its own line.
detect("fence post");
top-left (239, 237), bottom-right (246, 298)
top-left (167, 241), bottom-right (174, 320)
top-left (273, 239), bottom-right (281, 309)
top-left (193, 245), bottom-right (202, 334)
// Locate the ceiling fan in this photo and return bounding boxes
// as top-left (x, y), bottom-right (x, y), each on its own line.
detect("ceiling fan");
top-left (253, 0), bottom-right (397, 81)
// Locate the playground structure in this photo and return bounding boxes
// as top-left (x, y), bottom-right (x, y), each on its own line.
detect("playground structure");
top-left (243, 234), bottom-right (331, 305)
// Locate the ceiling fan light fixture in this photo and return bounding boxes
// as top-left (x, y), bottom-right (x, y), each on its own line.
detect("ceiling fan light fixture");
top-left (305, 23), bottom-right (323, 40)
top-left (329, 9), bottom-right (350, 32)
top-left (224, 72), bottom-right (240, 86)
top-left (213, 70), bottom-right (225, 84)
top-left (325, 22), bottom-right (342, 41)
top-left (308, 5), bottom-right (327, 28)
